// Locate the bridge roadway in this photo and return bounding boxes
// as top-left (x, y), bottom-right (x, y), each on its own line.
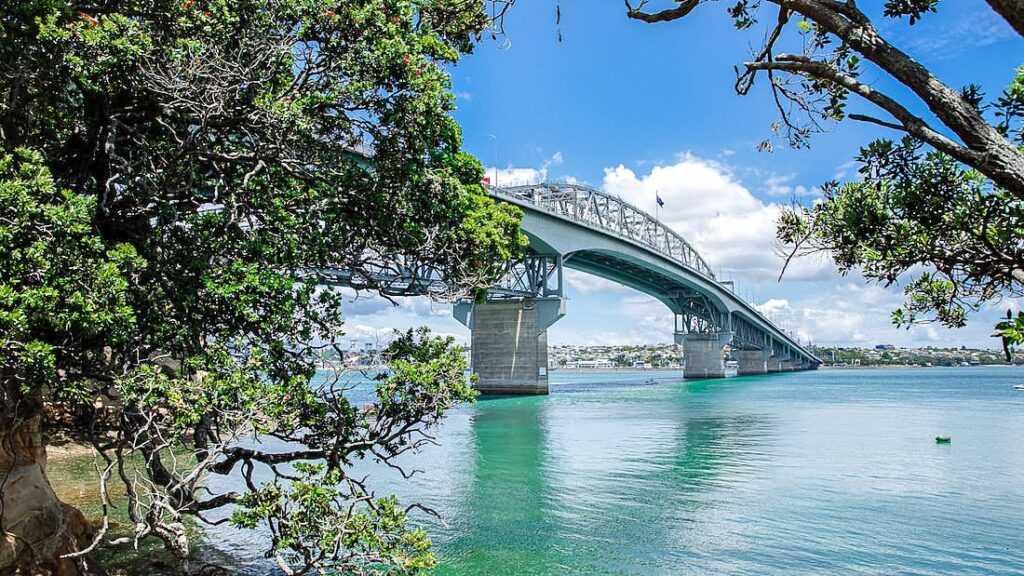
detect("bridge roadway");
top-left (448, 184), bottom-right (820, 394)
top-left (318, 182), bottom-right (821, 394)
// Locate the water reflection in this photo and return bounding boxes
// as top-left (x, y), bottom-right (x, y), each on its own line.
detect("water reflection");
top-left (51, 368), bottom-right (1024, 575)
top-left (432, 378), bottom-right (779, 575)
top-left (435, 396), bottom-right (560, 575)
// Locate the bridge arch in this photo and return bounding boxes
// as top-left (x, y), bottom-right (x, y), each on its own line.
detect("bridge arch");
top-left (455, 183), bottom-right (820, 393)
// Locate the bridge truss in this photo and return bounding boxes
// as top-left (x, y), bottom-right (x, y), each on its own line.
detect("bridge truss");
top-left (495, 184), bottom-right (716, 279)
top-left (311, 182), bottom-right (815, 362)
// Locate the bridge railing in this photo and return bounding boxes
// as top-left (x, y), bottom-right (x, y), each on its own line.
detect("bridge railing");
top-left (493, 184), bottom-right (716, 280)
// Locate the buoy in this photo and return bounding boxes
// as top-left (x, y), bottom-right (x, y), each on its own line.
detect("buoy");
top-left (935, 436), bottom-right (951, 444)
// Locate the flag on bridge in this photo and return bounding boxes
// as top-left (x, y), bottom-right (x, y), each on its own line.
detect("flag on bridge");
top-left (656, 192), bottom-right (665, 207)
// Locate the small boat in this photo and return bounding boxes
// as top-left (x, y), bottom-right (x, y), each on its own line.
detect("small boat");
top-left (935, 436), bottom-right (952, 444)
top-left (1013, 384), bottom-right (1024, 391)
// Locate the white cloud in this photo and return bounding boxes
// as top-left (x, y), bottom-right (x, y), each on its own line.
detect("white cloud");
top-left (763, 173), bottom-right (820, 198)
top-left (833, 160), bottom-right (859, 181)
top-left (549, 293), bottom-right (675, 346)
top-left (337, 288), bottom-right (450, 319)
top-left (752, 282), bottom-right (984, 347)
top-left (756, 298), bottom-right (790, 318)
top-left (601, 153), bottom-right (835, 282)
top-left (484, 151), bottom-right (564, 187)
top-left (484, 166), bottom-right (546, 187)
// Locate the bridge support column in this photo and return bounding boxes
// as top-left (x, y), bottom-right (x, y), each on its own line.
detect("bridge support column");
top-left (736, 349), bottom-right (769, 375)
top-left (461, 298), bottom-right (564, 395)
top-left (682, 333), bottom-right (732, 379)
top-left (767, 355), bottom-right (785, 372)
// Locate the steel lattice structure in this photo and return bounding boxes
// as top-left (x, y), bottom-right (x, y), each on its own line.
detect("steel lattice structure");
top-left (313, 182), bottom-right (819, 365)
top-left (495, 184), bottom-right (715, 279)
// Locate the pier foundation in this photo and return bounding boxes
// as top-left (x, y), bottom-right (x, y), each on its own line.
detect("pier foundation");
top-left (737, 349), bottom-right (769, 375)
top-left (683, 333), bottom-right (732, 379)
top-left (469, 299), bottom-right (555, 395)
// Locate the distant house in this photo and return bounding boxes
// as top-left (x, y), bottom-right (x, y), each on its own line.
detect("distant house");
top-left (576, 358), bottom-right (614, 369)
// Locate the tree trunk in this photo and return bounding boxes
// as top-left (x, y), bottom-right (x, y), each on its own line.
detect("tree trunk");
top-left (1, 387), bottom-right (90, 576)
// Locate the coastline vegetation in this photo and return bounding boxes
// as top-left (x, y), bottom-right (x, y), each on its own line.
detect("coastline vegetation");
top-left (0, 1), bottom-right (524, 574)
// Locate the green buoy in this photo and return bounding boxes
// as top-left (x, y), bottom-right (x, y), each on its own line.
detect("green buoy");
top-left (935, 436), bottom-right (951, 444)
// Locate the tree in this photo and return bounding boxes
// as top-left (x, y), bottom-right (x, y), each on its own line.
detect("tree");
top-left (617, 1), bottom-right (1024, 351)
top-left (1, 1), bottom-right (524, 574)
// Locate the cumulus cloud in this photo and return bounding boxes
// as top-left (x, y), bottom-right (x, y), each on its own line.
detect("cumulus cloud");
top-left (752, 283), bottom-right (970, 347)
top-left (601, 153), bottom-right (835, 282)
top-left (549, 292), bottom-right (676, 346)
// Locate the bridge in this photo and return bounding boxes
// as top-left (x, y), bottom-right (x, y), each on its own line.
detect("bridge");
top-left (320, 183), bottom-right (821, 394)
top-left (455, 184), bottom-right (819, 393)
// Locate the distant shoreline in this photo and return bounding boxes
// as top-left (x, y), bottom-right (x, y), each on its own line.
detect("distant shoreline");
top-left (550, 367), bottom-right (681, 372)
top-left (821, 363), bottom-right (1018, 370)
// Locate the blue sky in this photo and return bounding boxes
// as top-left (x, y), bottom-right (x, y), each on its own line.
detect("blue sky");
top-left (342, 0), bottom-right (1023, 349)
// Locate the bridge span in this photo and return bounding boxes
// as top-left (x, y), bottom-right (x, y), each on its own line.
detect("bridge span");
top-left (447, 183), bottom-right (821, 394)
top-left (317, 182), bottom-right (821, 394)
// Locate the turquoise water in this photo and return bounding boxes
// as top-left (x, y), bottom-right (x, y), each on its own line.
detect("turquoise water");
top-left (212, 367), bottom-right (1024, 575)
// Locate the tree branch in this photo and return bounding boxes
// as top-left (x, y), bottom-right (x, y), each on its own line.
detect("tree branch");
top-left (777, 0), bottom-right (1024, 195)
top-left (746, 56), bottom-right (981, 167)
top-left (624, 0), bottom-right (700, 23)
top-left (847, 113), bottom-right (907, 132)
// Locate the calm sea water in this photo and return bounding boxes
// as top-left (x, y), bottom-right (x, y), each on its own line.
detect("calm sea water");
top-left (208, 367), bottom-right (1024, 575)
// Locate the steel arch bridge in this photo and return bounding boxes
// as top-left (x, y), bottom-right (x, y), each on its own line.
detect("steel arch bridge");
top-left (321, 182), bottom-right (820, 392)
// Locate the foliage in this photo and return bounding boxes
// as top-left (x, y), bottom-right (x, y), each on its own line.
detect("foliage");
top-left (0, 149), bottom-right (142, 403)
top-left (779, 65), bottom-right (1024, 354)
top-left (779, 134), bottom-right (1024, 329)
top-left (994, 309), bottom-right (1024, 360)
top-left (1, 0), bottom-right (522, 573)
top-left (227, 329), bottom-right (476, 574)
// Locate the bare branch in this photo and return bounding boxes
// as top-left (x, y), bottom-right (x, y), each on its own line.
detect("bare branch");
top-left (625, 0), bottom-right (700, 23)
top-left (745, 56), bottom-right (980, 165)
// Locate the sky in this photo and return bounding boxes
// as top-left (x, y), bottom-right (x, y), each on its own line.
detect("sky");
top-left (340, 0), bottom-right (1024, 350)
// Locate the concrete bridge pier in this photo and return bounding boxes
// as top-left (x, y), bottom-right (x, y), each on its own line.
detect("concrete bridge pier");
top-left (736, 349), bottom-right (769, 375)
top-left (456, 298), bottom-right (565, 395)
top-left (681, 333), bottom-right (733, 379)
top-left (767, 353), bottom-right (787, 372)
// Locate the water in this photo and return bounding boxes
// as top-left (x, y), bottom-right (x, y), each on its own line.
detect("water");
top-left (208, 367), bottom-right (1024, 574)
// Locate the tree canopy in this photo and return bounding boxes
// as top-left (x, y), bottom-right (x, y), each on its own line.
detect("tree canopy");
top-left (0, 1), bottom-right (523, 574)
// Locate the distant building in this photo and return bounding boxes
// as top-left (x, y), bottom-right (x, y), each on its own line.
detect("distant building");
top-left (875, 344), bottom-right (896, 350)
top-left (575, 358), bottom-right (614, 369)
